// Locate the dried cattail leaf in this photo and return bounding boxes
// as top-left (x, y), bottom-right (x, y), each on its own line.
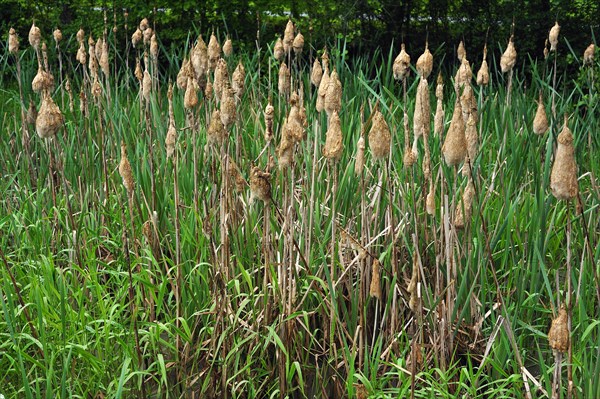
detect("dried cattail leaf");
top-left (76, 28), bottom-right (85, 44)
top-left (369, 259), bottom-right (382, 300)
top-left (264, 102), bottom-right (275, 142)
top-left (549, 21), bottom-right (560, 52)
top-left (232, 61), bottom-right (246, 101)
top-left (324, 68), bottom-right (342, 117)
top-left (354, 135), bottom-right (365, 176)
top-left (311, 58), bottom-right (323, 87)
top-left (457, 40), bottom-right (466, 62)
top-left (8, 28), bottom-right (19, 54)
top-left (416, 44), bottom-right (433, 79)
top-left (223, 37), bottom-right (233, 57)
top-left (393, 43), bottom-right (411, 81)
top-left (142, 69), bottom-right (151, 101)
top-left (442, 99), bottom-right (467, 166)
top-left (29, 22), bottom-right (41, 50)
top-left (249, 165), bottom-right (272, 204)
top-left (53, 28), bottom-right (62, 44)
top-left (207, 109), bottom-right (227, 146)
top-left (207, 33), bottom-right (220, 70)
top-left (550, 115), bottom-right (578, 200)
top-left (454, 179), bottom-right (475, 228)
top-left (500, 36), bottom-right (517, 73)
top-left (533, 92), bottom-right (549, 135)
top-left (278, 62), bottom-right (290, 96)
top-left (132, 28), bottom-right (143, 48)
top-left (323, 110), bottom-right (344, 161)
top-left (283, 20), bottom-right (295, 55)
top-left (274, 37), bottom-right (284, 61)
top-left (36, 93), bottom-right (63, 139)
top-left (27, 99), bottom-right (38, 125)
top-left (583, 44), bottom-right (595, 66)
top-left (293, 32), bottom-right (304, 55)
top-left (548, 307), bottom-right (569, 353)
top-left (368, 110), bottom-right (391, 160)
top-left (119, 141), bottom-right (135, 197)
top-left (220, 86), bottom-right (236, 131)
top-left (184, 77), bottom-right (198, 109)
top-left (316, 66), bottom-right (329, 113)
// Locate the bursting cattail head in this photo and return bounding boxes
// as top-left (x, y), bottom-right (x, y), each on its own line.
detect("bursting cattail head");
top-left (274, 37), bottom-right (284, 61)
top-left (455, 58), bottom-right (472, 89)
top-left (143, 27), bottom-right (153, 46)
top-left (416, 43), bottom-right (433, 79)
top-left (132, 28), bottom-right (143, 48)
top-left (324, 68), bottom-right (342, 117)
top-left (95, 37), bottom-right (104, 62)
top-left (184, 77), bottom-right (198, 109)
top-left (464, 113), bottom-right (478, 167)
top-left (283, 19), bottom-right (295, 55)
top-left (264, 101), bottom-right (275, 142)
top-left (76, 28), bottom-right (85, 44)
top-left (457, 40), bottom-right (466, 62)
top-left (354, 135), bottom-right (365, 176)
top-left (550, 115), bottom-right (578, 200)
top-left (220, 86), bottom-right (236, 131)
top-left (177, 58), bottom-right (192, 90)
top-left (36, 93), bottom-right (63, 139)
top-left (150, 33), bottom-right (158, 60)
top-left (368, 109), bottom-right (391, 160)
top-left (8, 28), bottom-right (19, 54)
top-left (142, 69), bottom-right (152, 101)
top-left (91, 77), bottom-right (102, 99)
top-left (293, 31), bottom-right (304, 55)
top-left (413, 76), bottom-right (431, 139)
top-left (278, 62), bottom-right (291, 96)
top-left (166, 84), bottom-right (177, 159)
top-left (426, 182), bottom-right (436, 215)
top-left (207, 109), bottom-right (227, 146)
top-left (434, 73), bottom-right (445, 136)
top-left (32, 65), bottom-right (54, 93)
top-left (476, 45), bottom-right (489, 86)
top-left (249, 165), bottom-right (272, 204)
top-left (442, 99), bottom-right (467, 166)
top-left (29, 22), bottom-right (41, 50)
top-left (393, 43), bottom-right (411, 81)
top-left (207, 33), bottom-right (220, 70)
top-left (460, 84), bottom-right (478, 124)
top-left (232, 61), bottom-right (246, 101)
top-left (548, 307), bottom-right (569, 353)
top-left (223, 37), bottom-right (233, 57)
top-left (134, 57), bottom-right (143, 82)
top-left (323, 110), bottom-right (344, 161)
top-left (76, 42), bottom-right (86, 65)
top-left (311, 58), bottom-right (323, 87)
top-left (213, 58), bottom-right (228, 101)
top-left (583, 44), bottom-right (595, 66)
top-left (533, 92), bottom-right (548, 135)
top-left (369, 259), bottom-right (382, 300)
top-left (500, 36), bottom-right (517, 73)
top-left (53, 28), bottom-right (62, 44)
top-left (454, 180), bottom-right (475, 229)
top-left (316, 66), bottom-right (330, 113)
top-left (549, 21), bottom-right (560, 52)
top-left (139, 18), bottom-right (149, 32)
top-left (119, 141), bottom-right (135, 198)
top-left (191, 35), bottom-right (208, 79)
top-left (100, 40), bottom-right (110, 76)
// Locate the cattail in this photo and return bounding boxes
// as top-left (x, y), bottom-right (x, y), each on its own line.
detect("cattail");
top-left (150, 33), bottom-right (158, 60)
top-left (119, 141), bottom-right (135, 198)
top-left (53, 28), bottom-right (62, 44)
top-left (223, 37), bottom-right (233, 57)
top-left (207, 109), bottom-right (227, 146)
top-left (413, 76), bottom-right (430, 139)
top-left (76, 42), bottom-right (86, 65)
top-left (548, 307), bottom-right (569, 353)
top-left (100, 40), bottom-right (110, 76)
top-left (476, 45), bottom-right (489, 86)
top-left (416, 43), bottom-right (433, 79)
top-left (177, 58), bottom-right (191, 90)
top-left (460, 84), bottom-right (478, 124)
top-left (232, 61), bottom-right (246, 101)
top-left (76, 28), bottom-right (85, 44)
top-left (533, 92), bottom-right (548, 135)
top-left (165, 84), bottom-right (177, 159)
top-left (8, 28), bottom-right (19, 54)
top-left (27, 100), bottom-right (38, 125)
top-left (354, 135), bottom-right (365, 176)
top-left (264, 102), bottom-right (275, 142)
top-left (132, 28), bottom-right (142, 48)
top-left (549, 21), bottom-right (560, 52)
top-left (134, 58), bottom-right (143, 82)
top-left (293, 32), bottom-right (304, 55)
top-left (207, 33), bottom-right (220, 70)
top-left (393, 43), bottom-right (411, 81)
top-left (213, 58), bottom-right (228, 102)
top-left (143, 27), bottom-right (153, 46)
top-left (91, 77), bottom-right (103, 99)
top-left (455, 58), bottom-right (472, 89)
top-left (283, 20), bottom-right (295, 55)
top-left (95, 37), bottom-right (104, 62)
top-left (142, 69), bottom-right (151, 101)
top-left (550, 115), bottom-right (578, 200)
top-left (368, 110), bottom-right (391, 160)
top-left (583, 44), bottom-right (595, 66)
top-left (29, 22), bottom-right (41, 50)
top-left (454, 179), bottom-right (475, 228)
top-left (324, 68), bottom-right (342, 117)
top-left (274, 37), bottom-right (284, 61)
top-left (311, 58), bottom-right (323, 87)
top-left (434, 73), bottom-right (444, 136)
top-left (204, 79), bottom-right (213, 98)
top-left (249, 165), bottom-right (272, 204)
top-left (184, 77), bottom-right (198, 109)
top-left (464, 113), bottom-right (478, 167)
top-left (544, 39), bottom-right (550, 60)
top-left (323, 110), bottom-right (344, 161)
top-left (32, 66), bottom-right (54, 93)
top-left (79, 86), bottom-right (88, 116)
top-left (407, 255), bottom-right (419, 311)
top-left (277, 123), bottom-right (295, 170)
top-left (88, 36), bottom-right (98, 78)
top-left (457, 40), bottom-right (466, 62)
top-left (369, 259), bottom-right (382, 300)
top-left (228, 158), bottom-right (247, 193)
top-left (278, 62), bottom-right (290, 96)
top-left (500, 36), bottom-right (517, 73)
top-left (442, 99), bottom-right (467, 166)
top-left (426, 181), bottom-right (435, 215)
top-left (36, 93), bottom-right (63, 139)
top-left (287, 94), bottom-right (305, 141)
top-left (65, 76), bottom-right (74, 112)
top-left (139, 18), bottom-right (149, 32)
top-left (191, 36), bottom-right (208, 79)
top-left (316, 65), bottom-right (330, 113)
top-left (220, 86), bottom-right (236, 131)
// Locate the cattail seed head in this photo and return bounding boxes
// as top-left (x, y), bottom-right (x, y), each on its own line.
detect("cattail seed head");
top-left (264, 101), bottom-right (275, 142)
top-left (548, 307), bottom-right (569, 353)
top-left (274, 37), bottom-right (284, 61)
top-left (460, 84), bottom-right (478, 124)
top-left (213, 58), bottom-right (228, 102)
top-left (207, 33), bottom-right (220, 70)
top-left (426, 182), bottom-right (435, 215)
top-left (36, 93), bottom-right (63, 139)
top-left (416, 43), bottom-right (433, 79)
top-left (177, 58), bottom-right (191, 90)
top-left (476, 45), bottom-right (489, 86)
top-left (220, 86), bottom-right (236, 130)
top-left (311, 58), bottom-right (323, 87)
top-left (32, 65), bottom-right (54, 93)
top-left (76, 28), bottom-right (85, 44)
top-left (368, 110), bottom-right (391, 160)
top-left (324, 68), bottom-right (342, 117)
top-left (142, 69), bottom-right (151, 101)
top-left (354, 135), bottom-right (365, 176)
top-left (550, 115), bottom-right (578, 200)
top-left (278, 62), bottom-right (291, 96)
top-left (455, 58), bottom-right (472, 89)
top-left (583, 44), bottom-right (595, 66)
top-left (29, 22), bottom-right (41, 50)
top-left (549, 21), bottom-right (560, 52)
top-left (464, 113), bottom-right (478, 166)
top-left (150, 33), bottom-right (158, 60)
top-left (223, 37), bottom-right (233, 57)
top-left (132, 28), bottom-right (142, 48)
top-left (100, 40), bottom-right (110, 76)
top-left (184, 77), bottom-right (198, 109)
top-left (53, 28), bottom-right (62, 44)
top-left (8, 28), bottom-right (19, 54)
top-left (457, 40), bottom-right (466, 62)
top-left (442, 99), bottom-right (467, 166)
top-left (500, 36), bottom-right (517, 73)
top-left (434, 74), bottom-right (444, 136)
top-left (249, 165), bottom-right (272, 204)
top-left (191, 35), bottom-right (208, 79)
top-left (143, 27), bottom-right (153, 46)
top-left (166, 84), bottom-right (176, 159)
top-left (369, 259), bottom-right (382, 300)
top-left (316, 66), bottom-right (330, 113)
top-left (95, 37), bottom-right (103, 62)
top-left (393, 43), bottom-right (411, 81)
top-left (283, 20), bottom-right (295, 55)
top-left (413, 77), bottom-right (431, 139)
top-left (76, 42), bottom-right (86, 65)
top-left (293, 32), bottom-right (304, 55)
top-left (207, 109), bottom-right (227, 146)
top-left (544, 39), bottom-right (550, 60)
top-left (454, 180), bottom-right (475, 228)
top-left (323, 110), bottom-right (344, 161)
top-left (533, 92), bottom-right (548, 135)
top-left (119, 141), bottom-right (135, 198)
top-left (204, 80), bottom-right (213, 98)
top-left (232, 61), bottom-right (246, 101)
top-left (139, 18), bottom-right (149, 32)
top-left (277, 123), bottom-right (295, 170)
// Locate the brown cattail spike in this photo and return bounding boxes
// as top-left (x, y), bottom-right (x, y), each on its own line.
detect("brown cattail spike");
top-left (274, 37), bottom-right (284, 61)
top-left (354, 135), bottom-right (365, 176)
top-left (533, 92), bottom-right (549, 135)
top-left (207, 109), bottom-right (227, 146)
top-left (442, 99), bottom-right (467, 166)
top-left (165, 84), bottom-right (176, 159)
top-left (293, 32), bottom-right (304, 55)
top-left (434, 73), bottom-right (444, 136)
top-left (583, 44), bottom-right (595, 66)
top-left (368, 109), bottom-right (391, 160)
top-left (278, 62), bottom-right (290, 96)
top-left (548, 307), bottom-right (569, 353)
top-left (220, 86), bottom-right (236, 131)
top-left (53, 28), bottom-right (62, 44)
top-left (36, 93), bottom-right (63, 139)
top-left (311, 58), bottom-right (323, 87)
top-left (207, 32), bottom-right (220, 70)
top-left (454, 179), bottom-right (475, 228)
top-left (29, 21), bottom-right (41, 50)
top-left (324, 68), bottom-right (342, 117)
top-left (500, 36), bottom-right (517, 73)
top-left (183, 77), bottom-right (198, 109)
top-left (223, 37), bottom-right (233, 57)
top-left (457, 40), bottom-right (466, 62)
top-left (232, 61), bottom-right (246, 101)
top-left (550, 115), bottom-right (578, 200)
top-left (8, 28), bottom-right (19, 54)
top-left (416, 42), bottom-right (433, 79)
top-left (323, 110), bottom-right (344, 161)
top-left (369, 259), bottom-right (382, 300)
top-left (549, 21), bottom-right (560, 52)
top-left (249, 165), bottom-right (272, 204)
top-left (132, 28), bottom-right (142, 48)
top-left (393, 43), bottom-right (411, 81)
top-left (119, 141), bottom-right (135, 198)
top-left (264, 102), bottom-right (275, 142)
top-left (476, 45), bottom-right (489, 86)
top-left (283, 20), bottom-right (295, 55)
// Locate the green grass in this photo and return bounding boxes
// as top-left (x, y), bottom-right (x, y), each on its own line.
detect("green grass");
top-left (1, 25), bottom-right (599, 399)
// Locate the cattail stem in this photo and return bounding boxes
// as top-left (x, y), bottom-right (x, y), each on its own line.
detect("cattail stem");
top-left (566, 205), bottom-right (573, 399)
top-left (173, 147), bottom-right (182, 367)
top-left (552, 49), bottom-right (558, 119)
top-left (14, 54), bottom-right (32, 181)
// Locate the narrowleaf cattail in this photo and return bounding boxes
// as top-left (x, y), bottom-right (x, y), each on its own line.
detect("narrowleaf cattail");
top-left (53, 28), bottom-right (62, 44)
top-left (533, 92), bottom-right (548, 135)
top-left (550, 115), bottom-right (578, 200)
top-left (369, 259), bottom-right (382, 300)
top-left (416, 43), bottom-right (433, 79)
top-left (177, 58), bottom-right (191, 90)
top-left (150, 33), bottom-right (158, 60)
top-left (232, 61), bottom-right (246, 101)
top-left (316, 65), bottom-right (329, 113)
top-left (204, 80), bottom-right (213, 98)
top-left (88, 36), bottom-right (99, 79)
top-left (91, 77), bottom-right (102, 99)
top-left (426, 181), bottom-right (435, 215)
top-left (228, 158), bottom-right (247, 193)
top-left (464, 113), bottom-right (478, 168)
top-left (549, 21), bottom-right (560, 52)
top-left (583, 44), bottom-right (595, 66)
top-left (132, 28), bottom-right (143, 48)
top-left (29, 22), bottom-right (41, 50)
top-left (220, 86), bottom-right (236, 131)
top-left (277, 122), bottom-right (295, 170)
top-left (36, 92), bottom-right (63, 139)
top-left (207, 109), bottom-right (227, 146)
top-left (324, 68), bottom-right (342, 117)
top-left (139, 18), bottom-right (149, 32)
top-left (100, 40), bottom-right (110, 76)
top-left (134, 58), bottom-right (143, 82)
top-left (407, 254), bottom-right (419, 312)
top-left (143, 69), bottom-right (151, 101)
top-left (544, 39), bottom-right (550, 60)
top-left (32, 66), bottom-right (54, 93)
top-left (207, 33), bottom-right (220, 70)
top-left (413, 76), bottom-right (430, 139)
top-left (442, 99), bottom-right (467, 166)
top-left (393, 43), bottom-right (410, 81)
top-left (119, 141), bottom-right (135, 198)
top-left (278, 62), bottom-right (290, 96)
top-left (213, 58), bottom-right (228, 102)
top-left (76, 28), bottom-right (85, 44)
top-left (368, 109), bottom-right (391, 160)
top-left (249, 165), bottom-right (272, 204)
top-left (457, 40), bottom-right (466, 62)
top-left (293, 32), bottom-right (304, 55)
top-left (95, 37), bottom-right (104, 62)
top-left (454, 179), bottom-right (475, 228)
top-left (283, 20), bottom-right (295, 55)
top-left (460, 84), bottom-right (478, 124)
top-left (455, 58), bottom-right (472, 89)
top-left (8, 28), bottom-right (19, 54)
top-left (548, 307), bottom-right (569, 353)
top-left (191, 35), bottom-right (208, 79)
top-left (274, 37), bottom-right (284, 61)
top-left (223, 37), bottom-right (233, 57)
top-left (184, 77), bottom-right (198, 109)
top-left (323, 110), bottom-right (344, 161)
top-left (434, 73), bottom-right (444, 136)
top-left (165, 84), bottom-right (176, 159)
top-left (143, 27), bottom-right (153, 46)
top-left (476, 45), bottom-right (489, 86)
top-left (500, 36), bottom-right (517, 73)
top-left (264, 101), bottom-right (274, 142)
top-left (311, 58), bottom-right (323, 87)
top-left (354, 135), bottom-right (365, 176)
top-left (76, 42), bottom-right (87, 65)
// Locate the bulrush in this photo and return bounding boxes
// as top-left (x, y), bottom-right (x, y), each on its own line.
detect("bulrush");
top-left (311, 58), bottom-right (323, 87)
top-left (442, 99), bottom-right (467, 166)
top-left (191, 36), bottom-right (208, 80)
top-left (393, 43), bottom-right (410, 81)
top-left (131, 28), bottom-right (142, 48)
top-left (455, 58), bottom-right (472, 89)
top-left (278, 62), bottom-right (291, 96)
top-left (8, 28), bottom-right (19, 54)
top-left (29, 22), bottom-right (41, 51)
top-left (53, 28), bottom-right (62, 44)
top-left (464, 113), bottom-right (478, 168)
top-left (177, 58), bottom-right (192, 90)
top-left (183, 77), bottom-right (198, 109)
top-left (165, 84), bottom-right (177, 159)
top-left (454, 180), bottom-right (475, 228)
top-left (76, 28), bottom-right (85, 44)
top-left (416, 43), bottom-right (433, 79)
top-left (324, 68), bottom-right (342, 117)
top-left (223, 37), bottom-right (233, 57)
top-left (32, 65), bottom-right (54, 93)
top-left (583, 44), bottom-right (595, 66)
top-left (207, 33), bottom-right (220, 70)
top-left (283, 20), bottom-right (295, 56)
top-left (249, 165), bottom-right (272, 204)
top-left (476, 45), bottom-right (489, 86)
top-left (413, 76), bottom-right (430, 139)
top-left (354, 135), bottom-right (365, 176)
top-left (434, 73), bottom-right (444, 136)
top-left (368, 109), bottom-right (391, 160)
top-left (369, 259), bottom-right (382, 300)
top-left (500, 36), bottom-right (517, 73)
top-left (100, 40), bottom-right (110, 76)
top-left (550, 115), bottom-right (578, 200)
top-left (213, 59), bottom-right (229, 102)
top-left (293, 32), bottom-right (304, 55)
top-left (220, 86), bottom-right (236, 131)
top-left (119, 141), bottom-right (135, 198)
top-left (533, 92), bottom-right (548, 135)
top-left (232, 61), bottom-right (246, 101)
top-left (207, 109), bottom-right (227, 146)
top-left (264, 101), bottom-right (275, 142)
top-left (548, 307), bottom-right (569, 353)
top-left (142, 69), bottom-right (151, 102)
top-left (36, 92), bottom-right (63, 139)
top-left (150, 34), bottom-right (158, 61)
top-left (76, 42), bottom-right (86, 65)
top-left (323, 110), bottom-right (344, 161)
top-left (457, 40), bottom-right (466, 62)
top-left (549, 21), bottom-right (560, 52)
top-left (274, 37), bottom-right (284, 61)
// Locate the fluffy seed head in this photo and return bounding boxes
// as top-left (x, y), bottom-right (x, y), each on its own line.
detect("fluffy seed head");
top-left (533, 92), bottom-right (548, 135)
top-left (413, 77), bottom-right (431, 139)
top-left (457, 40), bottom-right (466, 62)
top-left (393, 43), bottom-right (411, 81)
top-left (455, 58), bottom-right (472, 89)
top-left (76, 28), bottom-right (85, 44)
top-left (316, 67), bottom-right (330, 113)
top-left (426, 182), bottom-right (435, 215)
top-left (142, 69), bottom-right (152, 101)
top-left (166, 84), bottom-right (176, 159)
top-left (119, 141), bottom-right (135, 198)
top-left (100, 40), bottom-right (110, 76)
top-left (143, 27), bottom-right (153, 46)
top-left (476, 45), bottom-right (489, 86)
top-left (500, 36), bottom-right (517, 73)
top-left (132, 28), bottom-right (142, 48)
top-left (548, 307), bottom-right (569, 353)
top-left (134, 58), bottom-right (143, 82)
top-left (53, 28), bottom-right (62, 44)
top-left (184, 77), bottom-right (198, 109)
top-left (139, 18), bottom-right (149, 32)
top-left (368, 110), bottom-right (391, 160)
top-left (311, 58), bottom-right (323, 87)
top-left (454, 180), bottom-right (475, 228)
top-left (550, 115), bottom-right (578, 200)
top-left (583, 44), bottom-right (595, 66)
top-left (223, 37), bottom-right (233, 57)
top-left (442, 99), bottom-right (467, 166)
top-left (249, 166), bottom-right (272, 204)
top-left (549, 21), bottom-right (560, 52)
top-left (354, 135), bottom-right (365, 176)
top-left (150, 33), bottom-right (158, 59)
top-left (36, 93), bottom-right (63, 139)
top-left (177, 58), bottom-right (191, 90)
top-left (416, 44), bottom-right (433, 79)
top-left (278, 62), bottom-right (291, 96)
top-left (207, 33), bottom-right (220, 70)
top-left (76, 42), bottom-right (86, 65)
top-left (207, 109), bottom-right (227, 146)
top-left (213, 58), bottom-right (228, 102)
top-left (293, 32), bottom-right (304, 55)
top-left (283, 20), bottom-right (295, 55)
top-left (29, 22), bottom-right (41, 50)
top-left (8, 28), bottom-right (19, 54)
top-left (369, 259), bottom-right (382, 300)
top-left (324, 68), bottom-right (342, 117)
top-left (191, 35), bottom-right (208, 79)
top-left (220, 86), bottom-right (236, 130)
top-left (232, 61), bottom-right (246, 101)
top-left (32, 66), bottom-right (54, 93)
top-left (274, 37), bottom-right (284, 61)
top-left (264, 102), bottom-right (275, 142)
top-left (323, 110), bottom-right (344, 161)
top-left (464, 113), bottom-right (478, 168)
